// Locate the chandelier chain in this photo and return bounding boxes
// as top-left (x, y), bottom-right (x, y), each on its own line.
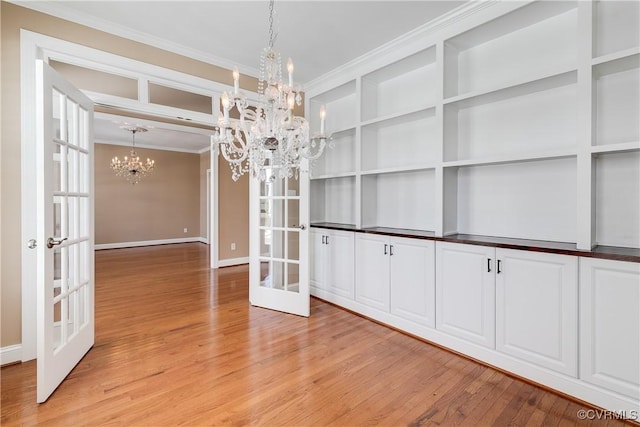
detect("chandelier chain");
top-left (268, 0), bottom-right (277, 49)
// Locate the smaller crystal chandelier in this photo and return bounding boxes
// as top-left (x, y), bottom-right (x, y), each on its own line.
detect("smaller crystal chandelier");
top-left (213, 0), bottom-right (332, 182)
top-left (110, 126), bottom-right (155, 184)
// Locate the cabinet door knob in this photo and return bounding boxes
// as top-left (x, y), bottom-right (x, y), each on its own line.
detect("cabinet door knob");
top-left (326, 235), bottom-right (329, 245)
top-left (487, 258), bottom-right (492, 272)
top-left (389, 245), bottom-right (394, 256)
top-left (384, 244), bottom-right (388, 255)
top-left (497, 259), bottom-right (502, 274)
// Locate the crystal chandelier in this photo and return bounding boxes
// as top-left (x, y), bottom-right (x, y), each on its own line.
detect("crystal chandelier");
top-left (213, 0), bottom-right (332, 181)
top-left (110, 126), bottom-right (155, 184)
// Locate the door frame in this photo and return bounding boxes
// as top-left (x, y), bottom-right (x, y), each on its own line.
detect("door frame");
top-left (19, 30), bottom-right (231, 361)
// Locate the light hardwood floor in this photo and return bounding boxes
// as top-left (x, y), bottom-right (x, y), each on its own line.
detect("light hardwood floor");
top-left (1, 243), bottom-right (630, 426)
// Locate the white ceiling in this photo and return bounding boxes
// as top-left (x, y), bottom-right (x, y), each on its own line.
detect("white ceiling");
top-left (20, 0), bottom-right (467, 152)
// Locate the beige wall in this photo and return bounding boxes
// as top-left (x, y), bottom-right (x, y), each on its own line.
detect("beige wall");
top-left (0, 2), bottom-right (255, 347)
top-left (95, 145), bottom-right (201, 244)
top-left (218, 155), bottom-right (249, 260)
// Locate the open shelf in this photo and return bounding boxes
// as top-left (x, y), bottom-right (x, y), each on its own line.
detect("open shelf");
top-left (591, 141), bottom-right (640, 155)
top-left (361, 47), bottom-right (437, 122)
top-left (593, 0), bottom-right (640, 59)
top-left (444, 71), bottom-right (577, 162)
top-left (362, 169), bottom-right (435, 232)
top-left (362, 107), bottom-right (438, 172)
top-left (443, 149), bottom-right (576, 169)
top-left (309, 80), bottom-right (357, 135)
top-left (593, 54), bottom-right (640, 147)
top-left (595, 150), bottom-right (640, 249)
top-left (444, 1), bottom-right (577, 99)
top-left (444, 157), bottom-right (577, 243)
top-left (310, 176), bottom-right (356, 226)
top-left (306, 0), bottom-right (639, 256)
top-left (311, 128), bottom-right (356, 178)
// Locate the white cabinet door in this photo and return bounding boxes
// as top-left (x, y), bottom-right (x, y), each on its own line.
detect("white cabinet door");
top-left (580, 258), bottom-right (640, 400)
top-left (310, 229), bottom-right (326, 292)
top-left (496, 249), bottom-right (578, 376)
top-left (436, 242), bottom-right (495, 348)
top-left (325, 230), bottom-right (355, 299)
top-left (355, 234), bottom-right (390, 311)
top-left (390, 238), bottom-right (435, 327)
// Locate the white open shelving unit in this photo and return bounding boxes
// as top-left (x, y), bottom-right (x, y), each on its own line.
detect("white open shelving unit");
top-left (306, 0), bottom-right (639, 251)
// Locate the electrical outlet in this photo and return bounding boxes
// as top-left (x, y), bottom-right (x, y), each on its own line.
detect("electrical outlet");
top-left (231, 242), bottom-right (236, 251)
top-left (183, 228), bottom-right (188, 233)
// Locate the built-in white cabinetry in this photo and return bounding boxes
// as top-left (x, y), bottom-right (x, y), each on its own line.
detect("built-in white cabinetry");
top-left (310, 229), bottom-right (354, 299)
top-left (389, 238), bottom-right (435, 327)
top-left (355, 234), bottom-right (435, 326)
top-left (355, 234), bottom-right (390, 311)
top-left (435, 242), bottom-right (495, 348)
top-left (579, 257), bottom-right (640, 401)
top-left (307, 0), bottom-right (640, 414)
top-left (306, 0), bottom-right (640, 252)
top-left (496, 249), bottom-right (578, 377)
top-left (436, 242), bottom-right (578, 375)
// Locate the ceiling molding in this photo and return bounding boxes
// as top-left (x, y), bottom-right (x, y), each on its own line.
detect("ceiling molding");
top-left (9, 0), bottom-right (260, 78)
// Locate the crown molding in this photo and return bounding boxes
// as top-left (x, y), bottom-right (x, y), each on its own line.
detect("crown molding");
top-left (8, 0), bottom-right (260, 78)
top-left (304, 0), bottom-right (511, 96)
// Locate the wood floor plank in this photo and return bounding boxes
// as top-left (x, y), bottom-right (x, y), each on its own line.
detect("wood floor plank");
top-left (1, 243), bottom-right (632, 426)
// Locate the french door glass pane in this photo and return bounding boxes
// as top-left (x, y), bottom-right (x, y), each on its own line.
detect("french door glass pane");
top-left (261, 199), bottom-right (284, 227)
top-left (52, 89), bottom-right (63, 140)
top-left (288, 231), bottom-right (300, 261)
top-left (287, 263), bottom-right (300, 293)
top-left (68, 148), bottom-right (78, 193)
top-left (53, 300), bottom-right (62, 350)
top-left (66, 98), bottom-right (77, 147)
top-left (287, 199), bottom-right (300, 228)
top-left (260, 229), bottom-right (284, 259)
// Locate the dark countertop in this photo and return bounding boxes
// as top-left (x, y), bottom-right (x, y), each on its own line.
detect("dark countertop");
top-left (310, 223), bottom-right (640, 263)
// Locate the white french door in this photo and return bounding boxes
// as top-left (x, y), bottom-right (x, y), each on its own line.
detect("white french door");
top-left (249, 162), bottom-right (310, 317)
top-left (35, 60), bottom-right (94, 403)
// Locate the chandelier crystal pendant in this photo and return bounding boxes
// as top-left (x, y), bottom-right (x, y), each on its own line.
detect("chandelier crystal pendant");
top-left (110, 126), bottom-right (155, 185)
top-left (213, 0), bottom-right (332, 182)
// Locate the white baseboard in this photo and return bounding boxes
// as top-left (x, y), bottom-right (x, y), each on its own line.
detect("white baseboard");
top-left (95, 237), bottom-right (205, 250)
top-left (218, 257), bottom-right (249, 267)
top-left (1, 344), bottom-right (22, 366)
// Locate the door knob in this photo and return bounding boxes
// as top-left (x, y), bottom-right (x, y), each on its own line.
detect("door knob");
top-left (299, 224), bottom-right (306, 230)
top-left (47, 237), bottom-right (67, 249)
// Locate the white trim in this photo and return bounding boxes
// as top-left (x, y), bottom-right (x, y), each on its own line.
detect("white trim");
top-left (95, 237), bottom-right (205, 250)
top-left (21, 29), bottom-right (41, 362)
top-left (206, 169), bottom-right (211, 246)
top-left (218, 257), bottom-right (249, 268)
top-left (198, 237), bottom-right (209, 245)
top-left (1, 345), bottom-right (23, 366)
top-left (20, 30), bottom-right (223, 361)
top-left (6, 1), bottom-right (260, 79)
top-left (210, 139), bottom-right (219, 269)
